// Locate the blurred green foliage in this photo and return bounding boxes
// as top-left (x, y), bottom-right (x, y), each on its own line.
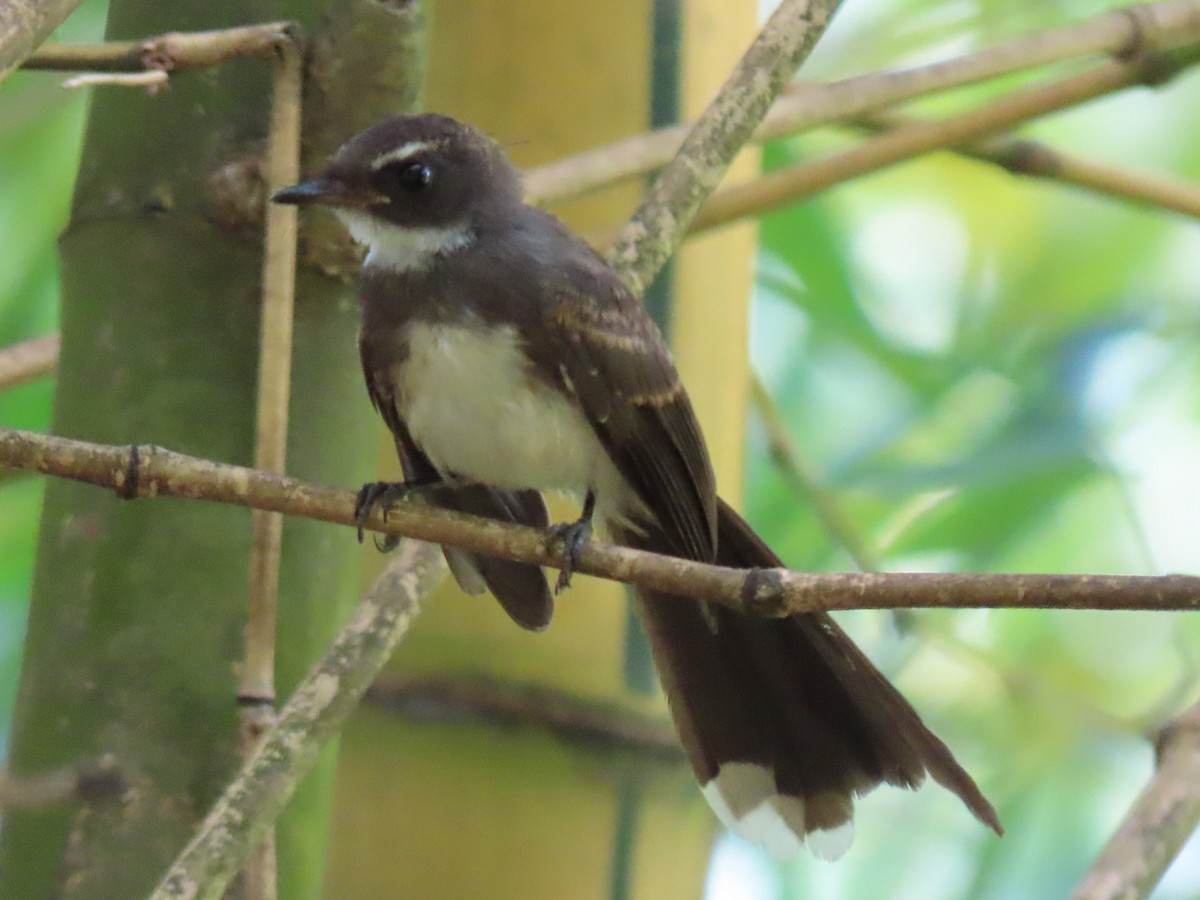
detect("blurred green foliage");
top-left (733, 2), bottom-right (1200, 898)
top-left (0, 1), bottom-right (1198, 898)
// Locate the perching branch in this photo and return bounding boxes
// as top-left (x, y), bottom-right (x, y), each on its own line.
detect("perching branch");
top-left (606, 0), bottom-right (845, 295)
top-left (1070, 700), bottom-right (1200, 900)
top-left (149, 540), bottom-right (445, 900)
top-left (524, 0), bottom-right (1200, 207)
top-left (2, 427), bottom-right (1197, 617)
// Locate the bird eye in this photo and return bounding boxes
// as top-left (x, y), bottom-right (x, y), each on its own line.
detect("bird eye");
top-left (384, 159), bottom-right (432, 193)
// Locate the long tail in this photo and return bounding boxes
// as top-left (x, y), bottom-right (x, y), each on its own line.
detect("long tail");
top-left (616, 499), bottom-right (1001, 859)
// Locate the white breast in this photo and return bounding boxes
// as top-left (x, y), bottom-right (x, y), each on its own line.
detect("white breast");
top-left (396, 321), bottom-right (633, 520)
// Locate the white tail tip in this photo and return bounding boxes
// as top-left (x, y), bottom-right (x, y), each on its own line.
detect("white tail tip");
top-left (701, 762), bottom-right (856, 861)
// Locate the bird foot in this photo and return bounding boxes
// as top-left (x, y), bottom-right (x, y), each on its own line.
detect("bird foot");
top-left (354, 479), bottom-right (439, 550)
top-left (550, 491), bottom-right (597, 593)
top-left (549, 515), bottom-right (593, 593)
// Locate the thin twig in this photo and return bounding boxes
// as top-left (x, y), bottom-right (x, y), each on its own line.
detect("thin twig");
top-left (150, 541), bottom-right (445, 900)
top-left (854, 109), bottom-right (1200, 221)
top-left (749, 374), bottom-right (880, 571)
top-left (366, 675), bottom-right (684, 760)
top-left (688, 47), bottom-right (1200, 235)
top-left (62, 70), bottom-right (169, 91)
top-left (606, 0), bottom-right (845, 295)
top-left (1, 427), bottom-right (1196, 617)
top-left (238, 37), bottom-right (302, 900)
top-left (524, 0), bottom-right (1200, 207)
top-left (0, 334), bottom-right (59, 390)
top-left (0, 756), bottom-right (123, 810)
top-left (21, 22), bottom-right (296, 73)
top-left (1070, 700), bottom-right (1200, 900)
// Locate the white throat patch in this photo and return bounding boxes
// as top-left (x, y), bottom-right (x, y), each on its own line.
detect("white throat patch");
top-left (336, 208), bottom-right (473, 273)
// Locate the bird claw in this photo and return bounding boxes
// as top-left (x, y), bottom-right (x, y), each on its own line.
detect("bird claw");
top-left (550, 516), bottom-right (593, 593)
top-left (354, 480), bottom-right (422, 546)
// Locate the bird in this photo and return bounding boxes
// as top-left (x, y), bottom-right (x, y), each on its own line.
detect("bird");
top-left (273, 113), bottom-right (1001, 860)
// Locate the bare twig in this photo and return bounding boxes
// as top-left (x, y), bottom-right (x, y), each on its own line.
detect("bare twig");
top-left (237, 37), bottom-right (302, 900)
top-left (854, 109), bottom-right (1200, 221)
top-left (366, 675), bottom-right (684, 760)
top-left (0, 334), bottom-right (59, 390)
top-left (1071, 701), bottom-right (1200, 900)
top-left (21, 22), bottom-right (296, 73)
top-left (0, 0), bottom-right (84, 83)
top-left (688, 48), bottom-right (1200, 235)
top-left (2, 428), bottom-right (1196, 617)
top-left (749, 374), bottom-right (880, 571)
top-left (62, 70), bottom-right (169, 90)
top-left (525, 0), bottom-right (1200, 207)
top-left (606, 0), bottom-right (845, 295)
top-left (150, 541), bottom-right (445, 900)
top-left (0, 756), bottom-right (123, 810)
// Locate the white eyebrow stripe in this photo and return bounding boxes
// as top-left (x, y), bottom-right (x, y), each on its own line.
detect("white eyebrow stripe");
top-left (370, 141), bottom-right (434, 170)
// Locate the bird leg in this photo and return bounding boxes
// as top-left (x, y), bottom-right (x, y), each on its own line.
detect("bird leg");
top-left (549, 490), bottom-right (596, 593)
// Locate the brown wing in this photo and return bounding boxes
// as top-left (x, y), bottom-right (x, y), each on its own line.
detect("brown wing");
top-left (359, 334), bottom-right (555, 630)
top-left (535, 263), bottom-right (717, 563)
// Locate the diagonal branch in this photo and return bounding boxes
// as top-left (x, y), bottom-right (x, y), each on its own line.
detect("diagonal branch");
top-left (1070, 700), bottom-right (1200, 900)
top-left (150, 540), bottom-right (445, 900)
top-left (606, 0), bottom-right (845, 295)
top-left (852, 108), bottom-right (1200, 221)
top-left (2, 427), bottom-right (1197, 616)
top-left (0, 0), bottom-right (84, 83)
top-left (0, 334), bottom-right (59, 390)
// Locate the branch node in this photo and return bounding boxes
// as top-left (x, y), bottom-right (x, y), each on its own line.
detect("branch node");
top-left (272, 22), bottom-right (305, 59)
top-left (993, 138), bottom-right (1057, 177)
top-left (236, 693), bottom-right (277, 709)
top-left (1112, 5), bottom-right (1165, 62)
top-left (1152, 707), bottom-right (1200, 767)
top-left (740, 567), bottom-right (788, 617)
top-left (116, 444), bottom-right (141, 500)
top-left (1131, 49), bottom-right (1181, 88)
top-left (75, 754), bottom-right (126, 803)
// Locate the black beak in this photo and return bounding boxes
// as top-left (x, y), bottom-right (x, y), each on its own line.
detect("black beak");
top-left (271, 177), bottom-right (384, 208)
